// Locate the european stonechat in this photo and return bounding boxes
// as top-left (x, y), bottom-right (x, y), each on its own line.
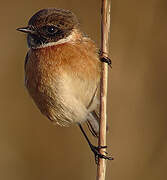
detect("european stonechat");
top-left (17, 8), bottom-right (112, 162)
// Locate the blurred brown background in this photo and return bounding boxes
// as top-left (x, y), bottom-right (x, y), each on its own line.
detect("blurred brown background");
top-left (1, 0), bottom-right (167, 179)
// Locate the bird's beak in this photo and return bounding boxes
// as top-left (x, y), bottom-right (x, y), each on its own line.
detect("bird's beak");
top-left (16, 26), bottom-right (35, 34)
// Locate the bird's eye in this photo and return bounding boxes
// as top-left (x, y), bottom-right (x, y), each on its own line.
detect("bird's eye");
top-left (42, 25), bottom-right (58, 35)
top-left (47, 26), bottom-right (56, 34)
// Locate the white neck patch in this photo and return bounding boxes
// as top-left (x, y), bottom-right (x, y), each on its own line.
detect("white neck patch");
top-left (33, 32), bottom-right (75, 49)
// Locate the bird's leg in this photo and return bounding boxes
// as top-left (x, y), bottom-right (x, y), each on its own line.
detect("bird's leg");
top-left (78, 124), bottom-right (113, 164)
top-left (99, 50), bottom-right (112, 68)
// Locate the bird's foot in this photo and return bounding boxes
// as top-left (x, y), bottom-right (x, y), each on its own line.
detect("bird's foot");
top-left (99, 50), bottom-right (112, 68)
top-left (89, 144), bottom-right (113, 164)
top-left (100, 56), bottom-right (112, 68)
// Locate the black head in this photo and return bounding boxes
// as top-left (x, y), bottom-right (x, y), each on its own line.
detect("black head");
top-left (17, 8), bottom-right (79, 48)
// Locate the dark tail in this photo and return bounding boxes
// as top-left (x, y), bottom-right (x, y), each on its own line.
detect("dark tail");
top-left (86, 111), bottom-right (100, 138)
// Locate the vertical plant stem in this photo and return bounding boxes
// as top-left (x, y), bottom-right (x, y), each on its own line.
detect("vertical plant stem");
top-left (96, 0), bottom-right (111, 180)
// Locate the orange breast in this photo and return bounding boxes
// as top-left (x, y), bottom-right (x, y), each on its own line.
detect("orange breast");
top-left (24, 39), bottom-right (101, 125)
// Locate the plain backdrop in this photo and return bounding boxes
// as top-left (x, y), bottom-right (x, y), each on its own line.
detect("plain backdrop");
top-left (1, 0), bottom-right (167, 179)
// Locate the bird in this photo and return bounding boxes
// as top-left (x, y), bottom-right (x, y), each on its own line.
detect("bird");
top-left (17, 8), bottom-right (112, 163)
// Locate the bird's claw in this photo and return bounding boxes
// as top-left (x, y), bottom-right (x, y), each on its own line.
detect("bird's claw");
top-left (99, 50), bottom-right (112, 68)
top-left (100, 56), bottom-right (112, 68)
top-left (90, 144), bottom-right (113, 164)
